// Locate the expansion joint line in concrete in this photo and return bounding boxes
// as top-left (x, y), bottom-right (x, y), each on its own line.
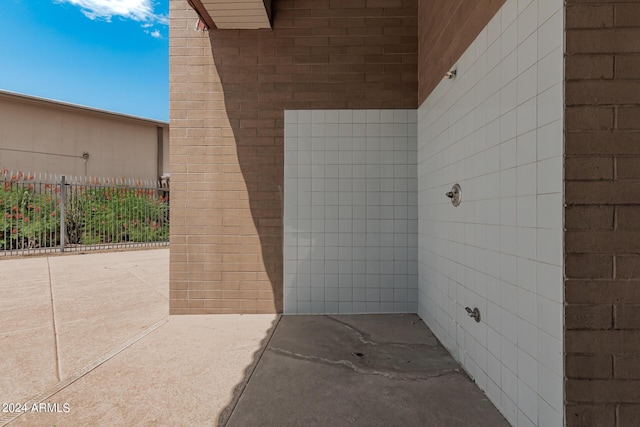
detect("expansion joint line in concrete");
top-left (125, 267), bottom-right (169, 301)
top-left (46, 257), bottom-right (61, 382)
top-left (0, 319), bottom-right (168, 427)
top-left (221, 315), bottom-right (283, 427)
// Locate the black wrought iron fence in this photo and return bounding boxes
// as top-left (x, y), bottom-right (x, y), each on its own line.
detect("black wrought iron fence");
top-left (1, 170), bottom-right (169, 256)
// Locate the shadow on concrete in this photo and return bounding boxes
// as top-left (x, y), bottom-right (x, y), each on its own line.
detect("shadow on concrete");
top-left (217, 315), bottom-right (281, 426)
top-left (220, 314), bottom-right (509, 427)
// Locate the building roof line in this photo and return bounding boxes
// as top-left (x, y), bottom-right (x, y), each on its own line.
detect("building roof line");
top-left (0, 89), bottom-right (169, 127)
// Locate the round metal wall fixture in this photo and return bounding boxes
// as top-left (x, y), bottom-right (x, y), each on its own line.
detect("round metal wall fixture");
top-left (445, 183), bottom-right (462, 207)
top-left (465, 306), bottom-right (481, 323)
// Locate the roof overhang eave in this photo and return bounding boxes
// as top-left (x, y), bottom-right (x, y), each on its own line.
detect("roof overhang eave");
top-left (187, 0), bottom-right (272, 30)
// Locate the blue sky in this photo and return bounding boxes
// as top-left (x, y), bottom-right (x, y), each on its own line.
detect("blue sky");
top-left (1, 0), bottom-right (169, 121)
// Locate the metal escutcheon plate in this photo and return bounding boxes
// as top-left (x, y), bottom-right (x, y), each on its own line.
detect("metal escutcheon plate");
top-left (446, 183), bottom-right (462, 207)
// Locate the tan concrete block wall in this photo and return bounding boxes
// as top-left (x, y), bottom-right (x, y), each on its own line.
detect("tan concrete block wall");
top-left (565, 2), bottom-right (640, 425)
top-left (0, 94), bottom-right (166, 180)
top-left (417, 0), bottom-right (505, 104)
top-left (169, 0), bottom-right (418, 314)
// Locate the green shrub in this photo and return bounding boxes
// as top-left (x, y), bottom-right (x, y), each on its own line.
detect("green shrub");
top-left (77, 186), bottom-right (169, 244)
top-left (1, 171), bottom-right (169, 250)
top-left (0, 176), bottom-right (59, 250)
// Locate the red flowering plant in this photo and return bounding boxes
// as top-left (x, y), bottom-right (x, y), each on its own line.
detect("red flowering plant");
top-left (1, 170), bottom-right (169, 251)
top-left (77, 183), bottom-right (169, 245)
top-left (0, 170), bottom-right (59, 250)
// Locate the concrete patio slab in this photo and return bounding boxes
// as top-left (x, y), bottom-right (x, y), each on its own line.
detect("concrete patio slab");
top-left (0, 256), bottom-right (58, 405)
top-left (226, 315), bottom-right (509, 427)
top-left (0, 249), bottom-right (170, 405)
top-left (0, 258), bottom-right (50, 301)
top-left (55, 306), bottom-right (167, 379)
top-left (0, 326), bottom-right (58, 410)
top-left (10, 315), bottom-right (277, 427)
top-left (48, 251), bottom-right (168, 379)
top-left (1, 249), bottom-right (507, 426)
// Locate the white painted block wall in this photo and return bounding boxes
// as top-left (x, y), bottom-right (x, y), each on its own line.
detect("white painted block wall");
top-left (284, 110), bottom-right (418, 314)
top-left (417, 0), bottom-right (564, 425)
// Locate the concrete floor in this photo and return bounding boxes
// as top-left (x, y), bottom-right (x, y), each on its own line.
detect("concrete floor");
top-left (226, 315), bottom-right (509, 427)
top-left (1, 249), bottom-right (508, 426)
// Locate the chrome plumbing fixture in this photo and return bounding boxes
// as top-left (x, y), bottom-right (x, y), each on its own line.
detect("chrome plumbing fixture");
top-left (445, 183), bottom-right (462, 207)
top-left (465, 307), bottom-right (481, 323)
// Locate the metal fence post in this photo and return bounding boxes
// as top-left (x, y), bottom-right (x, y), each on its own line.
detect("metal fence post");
top-left (1, 171), bottom-right (169, 256)
top-left (60, 175), bottom-right (66, 252)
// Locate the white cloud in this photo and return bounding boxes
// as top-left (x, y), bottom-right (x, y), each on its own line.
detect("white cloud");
top-left (145, 29), bottom-right (162, 38)
top-left (56, 0), bottom-right (168, 25)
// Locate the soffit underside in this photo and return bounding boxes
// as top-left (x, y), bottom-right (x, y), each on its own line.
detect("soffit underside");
top-left (192, 0), bottom-right (272, 30)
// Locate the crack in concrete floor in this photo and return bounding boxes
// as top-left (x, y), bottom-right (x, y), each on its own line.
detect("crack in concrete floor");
top-left (264, 314), bottom-right (462, 380)
top-left (325, 314), bottom-right (443, 349)
top-left (267, 346), bottom-right (460, 381)
top-left (226, 315), bottom-right (511, 427)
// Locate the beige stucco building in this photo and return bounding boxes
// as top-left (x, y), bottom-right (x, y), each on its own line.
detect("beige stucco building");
top-left (0, 90), bottom-right (169, 180)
